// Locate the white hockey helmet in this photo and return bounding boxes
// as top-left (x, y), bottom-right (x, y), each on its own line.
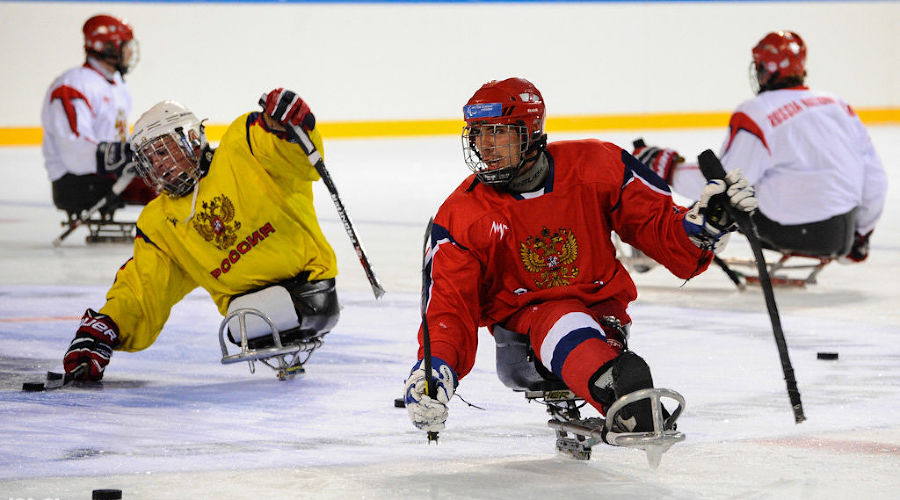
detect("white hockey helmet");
top-left (131, 100), bottom-right (207, 198)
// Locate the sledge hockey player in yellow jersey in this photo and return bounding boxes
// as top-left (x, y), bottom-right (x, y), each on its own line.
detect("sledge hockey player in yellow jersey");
top-left (62, 88), bottom-right (341, 381)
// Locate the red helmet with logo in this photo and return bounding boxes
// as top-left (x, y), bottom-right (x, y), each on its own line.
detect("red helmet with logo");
top-left (83, 14), bottom-right (138, 75)
top-left (464, 78), bottom-right (546, 143)
top-left (751, 31), bottom-right (806, 92)
top-left (462, 78), bottom-right (547, 186)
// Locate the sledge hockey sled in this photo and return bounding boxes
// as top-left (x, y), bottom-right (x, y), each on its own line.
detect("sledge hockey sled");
top-left (494, 325), bottom-right (685, 468)
top-left (219, 307), bottom-right (324, 380)
top-left (61, 211), bottom-right (137, 244)
top-left (718, 250), bottom-right (834, 289)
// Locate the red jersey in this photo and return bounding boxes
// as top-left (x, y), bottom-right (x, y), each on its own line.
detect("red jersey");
top-left (420, 139), bottom-right (712, 378)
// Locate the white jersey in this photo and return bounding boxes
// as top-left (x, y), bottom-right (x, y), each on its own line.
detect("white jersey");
top-left (40, 57), bottom-right (132, 182)
top-left (672, 87), bottom-right (887, 234)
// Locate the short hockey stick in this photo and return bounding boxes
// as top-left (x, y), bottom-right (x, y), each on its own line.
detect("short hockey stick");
top-left (283, 124), bottom-right (385, 300)
top-left (697, 150), bottom-right (805, 423)
top-left (52, 167), bottom-right (137, 246)
top-left (22, 363), bottom-right (87, 392)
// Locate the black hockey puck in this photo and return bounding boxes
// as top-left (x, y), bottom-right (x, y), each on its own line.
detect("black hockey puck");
top-left (817, 352), bottom-right (839, 360)
top-left (394, 397), bottom-right (406, 408)
top-left (92, 489), bottom-right (122, 500)
top-left (22, 382), bottom-right (46, 392)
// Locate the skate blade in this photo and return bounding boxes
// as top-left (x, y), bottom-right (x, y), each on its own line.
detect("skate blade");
top-left (604, 388), bottom-right (686, 469)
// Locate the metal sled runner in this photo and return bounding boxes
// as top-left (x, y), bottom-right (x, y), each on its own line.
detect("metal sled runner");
top-left (218, 307), bottom-right (324, 380)
top-left (494, 325), bottom-right (685, 468)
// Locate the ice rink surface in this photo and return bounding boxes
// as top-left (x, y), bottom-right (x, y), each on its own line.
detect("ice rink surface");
top-left (1, 127), bottom-right (899, 499)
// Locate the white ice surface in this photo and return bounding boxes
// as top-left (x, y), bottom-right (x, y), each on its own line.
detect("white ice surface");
top-left (1, 128), bottom-right (899, 499)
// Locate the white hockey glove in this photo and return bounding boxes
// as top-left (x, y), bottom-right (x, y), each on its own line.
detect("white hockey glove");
top-left (403, 357), bottom-right (458, 432)
top-left (683, 169), bottom-right (758, 252)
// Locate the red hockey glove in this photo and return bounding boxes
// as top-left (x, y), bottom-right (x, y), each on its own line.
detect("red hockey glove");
top-left (259, 88), bottom-right (316, 132)
top-left (63, 309), bottom-right (121, 381)
top-left (842, 230), bottom-right (872, 263)
top-left (633, 145), bottom-right (683, 184)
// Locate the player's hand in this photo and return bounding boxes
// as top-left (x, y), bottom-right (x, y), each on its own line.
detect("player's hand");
top-left (840, 230), bottom-right (873, 263)
top-left (63, 309), bottom-right (120, 381)
top-left (403, 357), bottom-right (458, 432)
top-left (258, 88), bottom-right (316, 134)
top-left (96, 141), bottom-right (134, 177)
top-left (633, 145), bottom-right (683, 184)
top-left (683, 169), bottom-right (757, 252)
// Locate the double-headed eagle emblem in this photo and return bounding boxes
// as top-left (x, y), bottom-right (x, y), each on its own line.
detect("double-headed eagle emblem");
top-left (193, 194), bottom-right (242, 250)
top-left (519, 226), bottom-right (579, 288)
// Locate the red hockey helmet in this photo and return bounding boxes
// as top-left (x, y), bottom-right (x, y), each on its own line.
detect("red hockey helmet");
top-left (751, 31), bottom-right (806, 93)
top-left (462, 78), bottom-right (547, 186)
top-left (83, 14), bottom-right (139, 75)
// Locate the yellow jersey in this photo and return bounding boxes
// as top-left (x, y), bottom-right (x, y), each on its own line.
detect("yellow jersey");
top-left (100, 112), bottom-right (337, 351)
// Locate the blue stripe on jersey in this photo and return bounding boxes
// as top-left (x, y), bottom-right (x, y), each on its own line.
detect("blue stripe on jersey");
top-left (424, 221), bottom-right (467, 312)
top-left (245, 112), bottom-right (259, 155)
top-left (621, 149), bottom-right (671, 193)
top-left (549, 326), bottom-right (607, 377)
top-left (135, 225), bottom-right (161, 250)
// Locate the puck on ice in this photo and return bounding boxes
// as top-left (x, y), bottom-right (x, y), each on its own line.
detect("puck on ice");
top-left (817, 352), bottom-right (839, 360)
top-left (394, 398), bottom-right (406, 408)
top-left (92, 489), bottom-right (122, 500)
top-left (22, 382), bottom-right (46, 392)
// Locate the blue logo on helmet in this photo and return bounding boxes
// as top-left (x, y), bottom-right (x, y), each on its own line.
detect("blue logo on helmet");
top-left (464, 102), bottom-right (502, 119)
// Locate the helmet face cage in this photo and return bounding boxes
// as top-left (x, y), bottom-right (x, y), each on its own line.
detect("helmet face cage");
top-left (462, 122), bottom-right (529, 185)
top-left (461, 78), bottom-right (546, 186)
top-left (134, 128), bottom-right (203, 198)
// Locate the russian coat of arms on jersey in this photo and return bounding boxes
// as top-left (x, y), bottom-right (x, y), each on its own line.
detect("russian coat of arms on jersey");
top-left (519, 226), bottom-right (579, 288)
top-left (193, 194), bottom-right (242, 250)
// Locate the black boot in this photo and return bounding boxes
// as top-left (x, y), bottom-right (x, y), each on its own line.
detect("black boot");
top-left (588, 351), bottom-right (655, 432)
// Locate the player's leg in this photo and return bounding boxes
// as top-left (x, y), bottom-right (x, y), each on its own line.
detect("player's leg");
top-left (504, 298), bottom-right (654, 431)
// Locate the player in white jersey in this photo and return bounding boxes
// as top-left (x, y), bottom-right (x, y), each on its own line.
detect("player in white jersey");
top-left (40, 14), bottom-right (155, 218)
top-left (635, 31), bottom-right (887, 262)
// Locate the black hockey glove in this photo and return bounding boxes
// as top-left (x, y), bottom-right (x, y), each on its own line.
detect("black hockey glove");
top-left (63, 308), bottom-right (121, 381)
top-left (259, 88), bottom-right (316, 136)
top-left (96, 141), bottom-right (134, 177)
top-left (841, 230), bottom-right (873, 263)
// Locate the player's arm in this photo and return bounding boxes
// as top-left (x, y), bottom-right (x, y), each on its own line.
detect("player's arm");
top-left (613, 149), bottom-right (713, 278)
top-left (404, 220), bottom-right (482, 432)
top-left (249, 89), bottom-right (325, 184)
top-left (44, 85), bottom-right (103, 175)
top-left (45, 84), bottom-right (133, 178)
top-left (63, 229), bottom-right (197, 380)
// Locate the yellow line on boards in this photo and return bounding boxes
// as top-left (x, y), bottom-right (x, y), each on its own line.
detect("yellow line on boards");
top-left (3, 108), bottom-right (899, 146)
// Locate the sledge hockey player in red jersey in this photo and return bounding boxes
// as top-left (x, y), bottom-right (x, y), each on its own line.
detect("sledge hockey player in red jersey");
top-left (636, 31), bottom-right (887, 263)
top-left (62, 89), bottom-right (340, 381)
top-left (403, 78), bottom-right (758, 436)
top-left (41, 14), bottom-right (155, 218)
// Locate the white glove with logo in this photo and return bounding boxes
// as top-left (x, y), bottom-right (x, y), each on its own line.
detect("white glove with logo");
top-left (403, 357), bottom-right (458, 432)
top-left (683, 169), bottom-right (758, 252)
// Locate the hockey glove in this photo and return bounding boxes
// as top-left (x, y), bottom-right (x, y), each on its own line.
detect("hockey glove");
top-left (683, 169), bottom-right (757, 252)
top-left (840, 230), bottom-right (873, 263)
top-left (633, 145), bottom-right (683, 184)
top-left (259, 88), bottom-right (316, 134)
top-left (96, 141), bottom-right (134, 177)
top-left (404, 357), bottom-right (458, 432)
top-left (63, 308), bottom-right (121, 381)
